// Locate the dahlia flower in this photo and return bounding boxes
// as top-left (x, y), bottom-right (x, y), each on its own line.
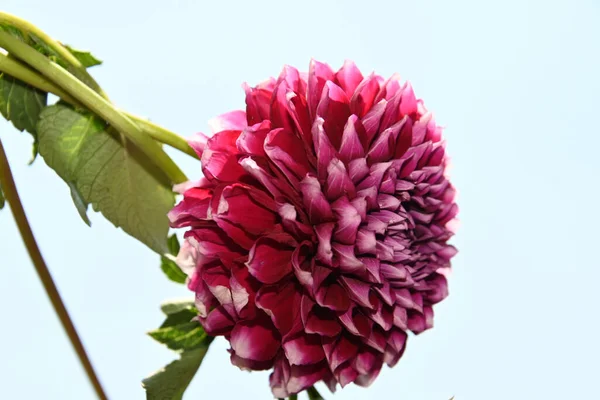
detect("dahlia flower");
top-left (170, 60), bottom-right (458, 397)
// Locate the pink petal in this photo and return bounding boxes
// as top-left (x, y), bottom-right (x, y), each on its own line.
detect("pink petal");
top-left (350, 74), bottom-right (381, 118)
top-left (246, 236), bottom-right (294, 284)
top-left (230, 320), bottom-right (280, 361)
top-left (308, 59), bottom-right (335, 120)
top-left (332, 243), bottom-right (365, 274)
top-left (399, 82), bottom-right (418, 117)
top-left (315, 283), bottom-right (351, 312)
top-left (283, 334), bottom-right (326, 365)
top-left (256, 281), bottom-right (303, 337)
top-left (236, 120), bottom-right (271, 156)
top-left (361, 100), bottom-right (387, 146)
top-left (292, 241), bottom-right (315, 286)
top-left (265, 128), bottom-right (311, 183)
top-left (312, 118), bottom-right (339, 181)
top-left (339, 115), bottom-right (366, 164)
top-left (244, 78), bottom-right (276, 125)
top-left (300, 175), bottom-right (334, 224)
top-left (325, 335), bottom-right (359, 372)
top-left (335, 60), bottom-right (364, 98)
top-left (316, 81), bottom-right (351, 149)
top-left (314, 223), bottom-right (335, 266)
top-left (331, 196), bottom-right (361, 245)
top-left (208, 110), bottom-right (248, 133)
top-left (366, 117), bottom-right (406, 164)
top-left (203, 305), bottom-right (235, 335)
top-left (325, 159), bottom-right (356, 201)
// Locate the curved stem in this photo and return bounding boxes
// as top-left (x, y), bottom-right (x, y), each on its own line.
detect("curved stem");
top-left (0, 11), bottom-right (108, 99)
top-left (0, 53), bottom-right (198, 159)
top-left (0, 31), bottom-right (187, 184)
top-left (0, 138), bottom-right (108, 400)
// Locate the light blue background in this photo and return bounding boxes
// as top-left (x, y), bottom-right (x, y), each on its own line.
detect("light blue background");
top-left (1, 0), bottom-right (598, 399)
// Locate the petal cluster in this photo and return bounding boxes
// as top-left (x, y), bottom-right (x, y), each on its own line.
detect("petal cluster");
top-left (170, 60), bottom-right (458, 397)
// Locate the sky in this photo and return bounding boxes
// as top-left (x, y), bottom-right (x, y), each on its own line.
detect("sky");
top-left (1, 0), bottom-right (599, 399)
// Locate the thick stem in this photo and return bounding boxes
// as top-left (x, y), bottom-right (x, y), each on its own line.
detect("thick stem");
top-left (0, 138), bottom-right (108, 400)
top-left (0, 31), bottom-right (187, 183)
top-left (0, 53), bottom-right (198, 159)
top-left (0, 11), bottom-right (108, 99)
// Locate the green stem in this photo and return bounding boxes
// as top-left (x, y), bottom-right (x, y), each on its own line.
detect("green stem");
top-left (0, 138), bottom-right (108, 400)
top-left (307, 386), bottom-right (324, 400)
top-left (0, 11), bottom-right (108, 99)
top-left (0, 31), bottom-right (187, 183)
top-left (288, 394), bottom-right (298, 400)
top-left (0, 53), bottom-right (198, 159)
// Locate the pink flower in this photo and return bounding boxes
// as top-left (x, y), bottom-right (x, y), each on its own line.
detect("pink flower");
top-left (170, 60), bottom-right (458, 397)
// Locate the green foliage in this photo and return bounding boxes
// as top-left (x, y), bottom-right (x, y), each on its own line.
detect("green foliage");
top-left (0, 72), bottom-right (47, 161)
top-left (63, 45), bottom-right (102, 68)
top-left (161, 234), bottom-right (187, 284)
top-left (37, 104), bottom-right (174, 254)
top-left (143, 299), bottom-right (213, 400)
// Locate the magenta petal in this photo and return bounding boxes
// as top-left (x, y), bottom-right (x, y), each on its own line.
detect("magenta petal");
top-left (316, 81), bottom-right (351, 149)
top-left (230, 320), bottom-right (280, 361)
top-left (335, 60), bottom-right (364, 98)
top-left (350, 74), bottom-right (381, 118)
top-left (256, 281), bottom-right (302, 337)
top-left (325, 335), bottom-right (359, 372)
top-left (292, 242), bottom-right (315, 286)
top-left (244, 78), bottom-right (276, 125)
top-left (308, 59), bottom-right (335, 120)
top-left (316, 283), bottom-right (351, 312)
top-left (367, 117), bottom-right (406, 164)
top-left (325, 158), bottom-right (357, 201)
top-left (356, 229), bottom-right (376, 255)
top-left (348, 157), bottom-right (370, 184)
top-left (201, 148), bottom-right (245, 182)
top-left (361, 99), bottom-right (387, 146)
top-left (339, 115), bottom-right (366, 163)
top-left (208, 110), bottom-right (247, 133)
top-left (230, 353), bottom-right (274, 371)
top-left (338, 308), bottom-right (372, 337)
top-left (203, 305), bottom-right (235, 335)
top-left (312, 118), bottom-right (339, 180)
top-left (300, 175), bottom-right (334, 223)
top-left (236, 120), bottom-right (271, 156)
top-left (305, 307), bottom-right (342, 337)
top-left (354, 350), bottom-right (383, 387)
top-left (265, 128), bottom-right (311, 183)
top-left (399, 82), bottom-right (418, 117)
top-left (314, 222), bottom-right (335, 265)
top-left (340, 276), bottom-right (374, 309)
top-left (246, 236), bottom-right (293, 284)
top-left (284, 334), bottom-right (326, 365)
top-left (332, 243), bottom-right (365, 274)
top-left (331, 196), bottom-right (361, 245)
top-left (335, 362), bottom-right (359, 388)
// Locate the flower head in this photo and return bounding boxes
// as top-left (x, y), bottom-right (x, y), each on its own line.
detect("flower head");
top-left (170, 60), bottom-right (458, 397)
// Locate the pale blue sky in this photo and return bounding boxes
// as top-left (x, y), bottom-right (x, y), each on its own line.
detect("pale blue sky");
top-left (1, 0), bottom-right (598, 399)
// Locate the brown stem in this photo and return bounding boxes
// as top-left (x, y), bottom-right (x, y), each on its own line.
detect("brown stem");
top-left (0, 138), bottom-right (108, 400)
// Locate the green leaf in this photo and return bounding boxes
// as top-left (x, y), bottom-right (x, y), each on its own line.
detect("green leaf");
top-left (149, 300), bottom-right (205, 351)
top-left (68, 181), bottom-right (91, 226)
top-left (143, 299), bottom-right (213, 400)
top-left (37, 104), bottom-right (174, 254)
top-left (142, 346), bottom-right (210, 400)
top-left (161, 234), bottom-right (187, 284)
top-left (63, 45), bottom-right (102, 68)
top-left (0, 73), bottom-right (48, 159)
